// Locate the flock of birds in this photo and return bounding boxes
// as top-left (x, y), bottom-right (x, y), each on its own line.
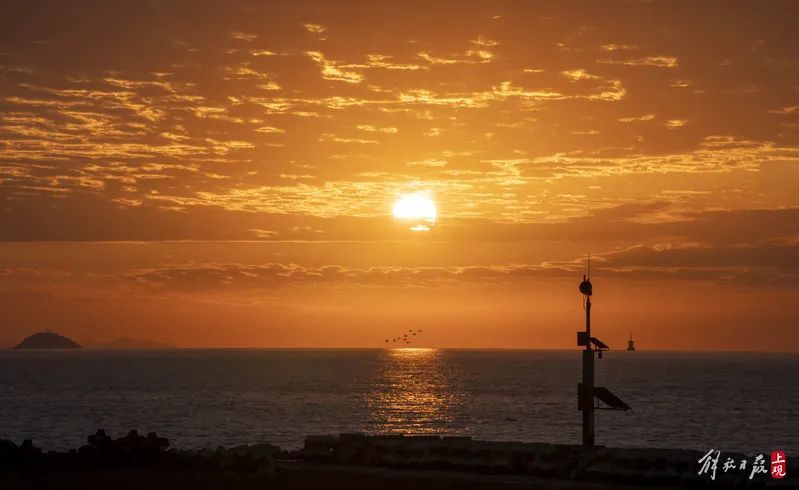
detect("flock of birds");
top-left (385, 329), bottom-right (422, 345)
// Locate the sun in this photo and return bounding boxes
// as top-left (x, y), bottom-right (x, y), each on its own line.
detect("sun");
top-left (392, 192), bottom-right (437, 231)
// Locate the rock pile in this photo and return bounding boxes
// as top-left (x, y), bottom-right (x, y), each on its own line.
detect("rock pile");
top-left (0, 430), bottom-right (279, 476)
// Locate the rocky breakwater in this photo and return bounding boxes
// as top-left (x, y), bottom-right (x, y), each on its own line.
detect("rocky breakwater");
top-left (293, 433), bottom-right (797, 488)
top-left (0, 429), bottom-right (280, 477)
top-left (2, 431), bottom-right (796, 489)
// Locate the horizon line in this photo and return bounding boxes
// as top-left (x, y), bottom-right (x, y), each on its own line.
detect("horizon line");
top-left (4, 346), bottom-right (798, 354)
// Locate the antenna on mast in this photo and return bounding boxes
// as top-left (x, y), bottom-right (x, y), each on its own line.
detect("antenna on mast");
top-left (587, 253), bottom-right (591, 280)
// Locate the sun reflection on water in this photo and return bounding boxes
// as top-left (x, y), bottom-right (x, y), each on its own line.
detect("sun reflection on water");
top-left (366, 348), bottom-right (464, 435)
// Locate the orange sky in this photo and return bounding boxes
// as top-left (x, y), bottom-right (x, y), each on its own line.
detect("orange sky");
top-left (1, 1), bottom-right (798, 350)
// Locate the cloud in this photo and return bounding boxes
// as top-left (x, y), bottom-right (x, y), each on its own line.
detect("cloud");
top-left (68, 238), bottom-right (796, 294)
top-left (356, 124), bottom-right (398, 134)
top-left (105, 262), bottom-right (569, 292)
top-left (254, 126), bottom-right (286, 133)
top-left (318, 133), bottom-right (378, 144)
top-left (0, 0), bottom-right (798, 255)
top-left (600, 43), bottom-right (638, 52)
top-left (471, 36), bottom-right (499, 47)
top-left (664, 119), bottom-right (687, 128)
top-left (598, 55), bottom-right (678, 67)
top-left (303, 23), bottom-right (327, 39)
top-left (306, 51), bottom-right (364, 83)
top-left (618, 114), bottom-right (656, 123)
top-left (562, 69), bottom-right (599, 82)
top-left (364, 54), bottom-right (426, 71)
top-left (589, 242), bottom-right (799, 286)
top-left (417, 39), bottom-right (498, 65)
top-left (303, 23), bottom-right (326, 34)
top-left (407, 159), bottom-right (447, 167)
top-left (230, 31), bottom-right (258, 42)
top-left (768, 105), bottom-right (799, 115)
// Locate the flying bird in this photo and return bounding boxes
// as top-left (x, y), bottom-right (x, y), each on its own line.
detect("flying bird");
top-left (384, 328), bottom-right (425, 347)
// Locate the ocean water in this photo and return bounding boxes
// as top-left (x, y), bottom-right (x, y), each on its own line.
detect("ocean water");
top-left (0, 349), bottom-right (796, 454)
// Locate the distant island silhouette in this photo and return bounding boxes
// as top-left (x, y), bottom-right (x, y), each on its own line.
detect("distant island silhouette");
top-left (14, 331), bottom-right (81, 349)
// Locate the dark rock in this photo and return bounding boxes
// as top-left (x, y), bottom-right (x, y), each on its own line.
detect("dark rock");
top-left (20, 439), bottom-right (41, 458)
top-left (0, 440), bottom-right (20, 470)
top-left (0, 431), bottom-right (280, 479)
top-left (295, 435), bottom-right (337, 461)
top-left (218, 444), bottom-right (278, 475)
top-left (87, 429), bottom-right (112, 448)
top-left (0, 439), bottom-right (18, 456)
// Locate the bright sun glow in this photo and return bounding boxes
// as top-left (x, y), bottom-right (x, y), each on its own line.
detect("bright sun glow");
top-left (392, 192), bottom-right (437, 231)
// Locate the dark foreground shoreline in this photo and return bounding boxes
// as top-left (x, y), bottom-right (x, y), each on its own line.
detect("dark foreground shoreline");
top-left (1, 430), bottom-right (795, 489)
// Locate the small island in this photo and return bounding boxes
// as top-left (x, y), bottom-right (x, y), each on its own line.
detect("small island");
top-left (14, 330), bottom-right (81, 349)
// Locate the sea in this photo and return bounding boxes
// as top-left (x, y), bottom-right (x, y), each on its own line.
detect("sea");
top-left (0, 349), bottom-right (796, 454)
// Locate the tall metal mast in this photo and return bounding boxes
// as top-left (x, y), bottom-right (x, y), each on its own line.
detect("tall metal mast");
top-left (578, 255), bottom-right (595, 446)
top-left (577, 254), bottom-right (630, 447)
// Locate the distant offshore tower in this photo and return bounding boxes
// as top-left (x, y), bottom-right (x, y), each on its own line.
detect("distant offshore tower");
top-left (627, 334), bottom-right (636, 351)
